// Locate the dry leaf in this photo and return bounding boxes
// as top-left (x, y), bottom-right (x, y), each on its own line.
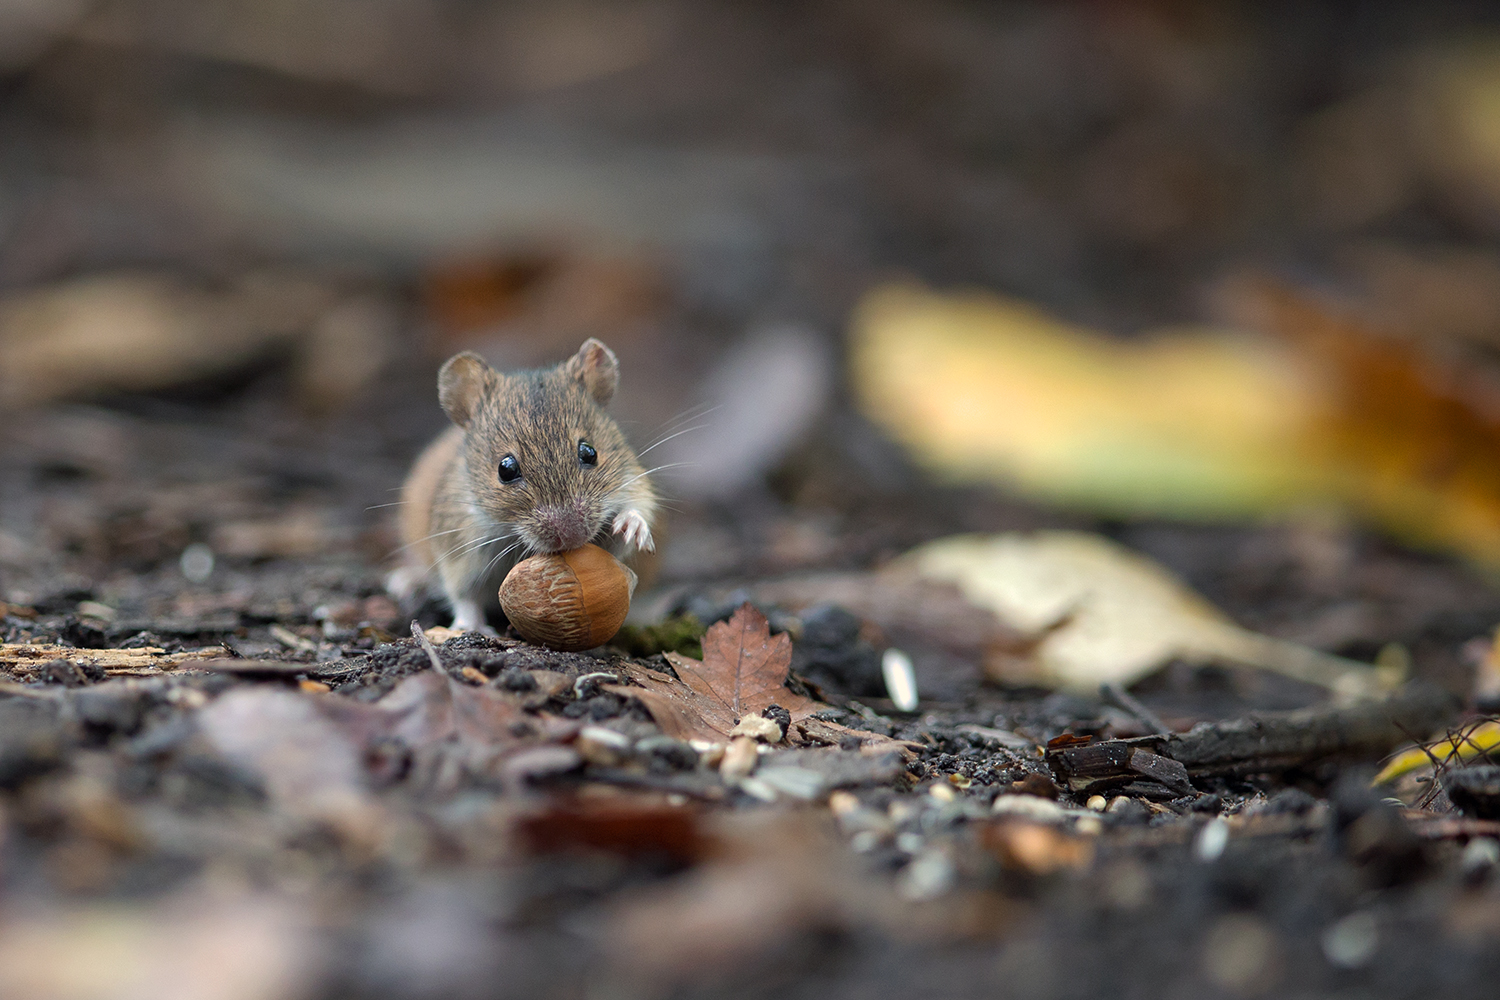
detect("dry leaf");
top-left (854, 279), bottom-right (1500, 567)
top-left (1223, 278), bottom-right (1500, 565)
top-left (609, 604), bottom-right (823, 743)
top-left (0, 272), bottom-right (336, 410)
top-left (905, 532), bottom-right (1384, 696)
top-left (851, 283), bottom-right (1325, 520)
top-left (197, 688), bottom-right (378, 838)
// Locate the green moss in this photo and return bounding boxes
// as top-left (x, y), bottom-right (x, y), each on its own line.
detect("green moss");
top-left (611, 614), bottom-right (705, 659)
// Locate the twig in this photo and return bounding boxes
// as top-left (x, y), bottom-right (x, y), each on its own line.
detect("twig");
top-left (1100, 682), bottom-right (1168, 734)
top-left (1049, 684), bottom-right (1458, 794)
top-left (411, 620), bottom-right (445, 673)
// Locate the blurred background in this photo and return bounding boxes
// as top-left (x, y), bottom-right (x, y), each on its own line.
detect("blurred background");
top-left (13, 5), bottom-right (1500, 998)
top-left (9, 0), bottom-right (1500, 671)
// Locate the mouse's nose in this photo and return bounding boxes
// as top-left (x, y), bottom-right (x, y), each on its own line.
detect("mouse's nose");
top-left (533, 502), bottom-right (591, 552)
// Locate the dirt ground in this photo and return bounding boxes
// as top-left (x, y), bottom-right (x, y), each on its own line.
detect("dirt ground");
top-left (6, 3), bottom-right (1500, 998)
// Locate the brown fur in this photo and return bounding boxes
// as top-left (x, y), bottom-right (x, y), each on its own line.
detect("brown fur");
top-left (394, 339), bottom-right (657, 630)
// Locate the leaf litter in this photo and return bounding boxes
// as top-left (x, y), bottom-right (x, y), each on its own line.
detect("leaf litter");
top-left (607, 603), bottom-right (822, 743)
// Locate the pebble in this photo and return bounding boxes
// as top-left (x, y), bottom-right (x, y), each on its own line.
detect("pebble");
top-left (736, 777), bottom-right (778, 802)
top-left (1321, 911), bottom-right (1378, 969)
top-left (729, 715), bottom-right (783, 742)
top-left (180, 543), bottom-right (215, 583)
top-left (1194, 817), bottom-right (1230, 862)
top-left (1202, 914), bottom-right (1281, 992)
top-left (575, 725), bottom-right (633, 766)
top-left (898, 849), bottom-right (955, 901)
top-left (828, 790), bottom-right (860, 816)
top-left (1462, 837), bottom-right (1500, 879)
top-left (881, 648), bottom-right (919, 712)
top-left (719, 736), bottom-right (759, 780)
top-left (1086, 795), bottom-right (1107, 811)
top-left (754, 765), bottom-right (826, 800)
top-left (992, 795), bottom-right (1067, 824)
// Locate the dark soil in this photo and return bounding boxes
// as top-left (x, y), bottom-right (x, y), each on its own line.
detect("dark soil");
top-left (6, 3), bottom-right (1500, 998)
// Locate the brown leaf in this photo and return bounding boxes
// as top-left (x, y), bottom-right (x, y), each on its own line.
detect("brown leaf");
top-left (609, 604), bottom-right (822, 743)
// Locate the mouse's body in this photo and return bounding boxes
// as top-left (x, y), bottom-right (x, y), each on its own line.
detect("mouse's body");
top-left (393, 339), bottom-right (657, 632)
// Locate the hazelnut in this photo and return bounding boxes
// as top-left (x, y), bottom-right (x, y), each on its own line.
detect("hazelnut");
top-left (498, 544), bottom-right (636, 651)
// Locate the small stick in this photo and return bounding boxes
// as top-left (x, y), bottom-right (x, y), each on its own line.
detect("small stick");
top-left (1100, 682), bottom-right (1169, 734)
top-left (411, 620), bottom-right (445, 673)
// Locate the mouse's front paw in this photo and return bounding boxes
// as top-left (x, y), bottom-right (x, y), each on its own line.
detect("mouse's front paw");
top-left (612, 509), bottom-right (655, 553)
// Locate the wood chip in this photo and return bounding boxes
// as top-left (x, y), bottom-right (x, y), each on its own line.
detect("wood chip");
top-left (0, 643), bottom-right (230, 675)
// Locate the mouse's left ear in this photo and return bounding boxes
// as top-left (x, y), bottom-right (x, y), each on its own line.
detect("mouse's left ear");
top-left (566, 338), bottom-right (619, 405)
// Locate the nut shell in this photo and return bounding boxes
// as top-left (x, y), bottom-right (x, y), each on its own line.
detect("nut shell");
top-left (498, 544), bottom-right (636, 651)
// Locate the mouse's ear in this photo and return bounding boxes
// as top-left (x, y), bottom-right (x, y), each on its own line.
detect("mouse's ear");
top-left (566, 338), bottom-right (619, 405)
top-left (438, 351), bottom-right (494, 428)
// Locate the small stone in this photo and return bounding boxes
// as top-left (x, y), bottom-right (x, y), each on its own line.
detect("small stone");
top-left (760, 704), bottom-right (792, 734)
top-left (1462, 837), bottom-right (1500, 880)
top-left (1321, 911), bottom-right (1378, 969)
top-left (719, 736), bottom-right (759, 780)
top-left (501, 746), bottom-right (582, 787)
top-left (1086, 795), bottom-right (1107, 811)
top-left (737, 777), bottom-right (778, 802)
top-left (730, 715), bottom-right (784, 743)
top-left (1194, 817), bottom-right (1230, 862)
top-left (755, 766), bottom-right (826, 800)
top-left (895, 831), bottom-right (925, 854)
top-left (1202, 914), bottom-right (1281, 993)
top-left (898, 850), bottom-right (955, 901)
top-left (497, 667), bottom-right (537, 692)
top-left (929, 783), bottom-right (956, 803)
top-left (828, 790), bottom-right (860, 816)
top-left (576, 725), bottom-right (633, 766)
top-left (992, 795), bottom-right (1067, 824)
top-left (636, 736), bottom-right (698, 772)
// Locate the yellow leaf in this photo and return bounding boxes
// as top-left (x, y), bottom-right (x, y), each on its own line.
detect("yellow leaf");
top-left (851, 284), bottom-right (1334, 519)
top-left (1373, 719), bottom-right (1500, 785)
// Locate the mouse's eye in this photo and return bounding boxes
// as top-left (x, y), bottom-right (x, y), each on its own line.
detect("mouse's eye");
top-left (577, 440), bottom-right (598, 466)
top-left (497, 454), bottom-right (522, 483)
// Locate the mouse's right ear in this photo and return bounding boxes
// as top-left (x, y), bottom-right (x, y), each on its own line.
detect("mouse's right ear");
top-left (566, 338), bottom-right (619, 405)
top-left (438, 351), bottom-right (493, 428)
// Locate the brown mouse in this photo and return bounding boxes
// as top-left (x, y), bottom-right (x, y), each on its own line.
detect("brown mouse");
top-left (392, 339), bottom-right (657, 631)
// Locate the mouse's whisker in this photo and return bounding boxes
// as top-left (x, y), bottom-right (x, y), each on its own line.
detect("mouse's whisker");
top-left (441, 529), bottom-right (516, 564)
top-left (385, 526), bottom-right (469, 559)
top-left (613, 462), bottom-right (692, 493)
top-left (635, 423), bottom-right (709, 458)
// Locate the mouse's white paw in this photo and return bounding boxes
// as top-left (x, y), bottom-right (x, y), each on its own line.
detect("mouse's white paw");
top-left (450, 598), bottom-right (491, 634)
top-left (612, 509), bottom-right (655, 553)
top-left (386, 566), bottom-right (420, 603)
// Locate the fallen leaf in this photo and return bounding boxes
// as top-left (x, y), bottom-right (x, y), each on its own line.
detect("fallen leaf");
top-left (853, 279), bottom-right (1500, 568)
top-left (1374, 719), bottom-right (1500, 785)
top-left (608, 604), bottom-right (823, 743)
top-left (851, 283), bottom-right (1326, 519)
top-left (0, 272), bottom-right (335, 410)
top-left (905, 531), bottom-right (1385, 696)
top-left (515, 799), bottom-right (707, 863)
top-left (1223, 278), bottom-right (1500, 565)
top-left (197, 687), bottom-right (379, 839)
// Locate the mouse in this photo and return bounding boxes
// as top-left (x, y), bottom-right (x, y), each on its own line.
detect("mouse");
top-left (392, 339), bottom-right (658, 632)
